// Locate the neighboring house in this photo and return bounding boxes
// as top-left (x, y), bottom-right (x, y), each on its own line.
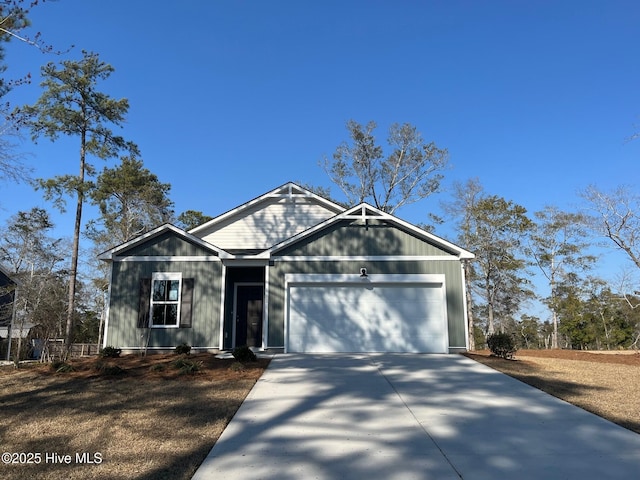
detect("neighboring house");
top-left (0, 264), bottom-right (17, 329)
top-left (1, 264), bottom-right (17, 359)
top-left (99, 183), bottom-right (474, 354)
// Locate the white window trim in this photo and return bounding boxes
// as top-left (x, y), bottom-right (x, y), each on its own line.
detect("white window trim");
top-left (150, 272), bottom-right (182, 329)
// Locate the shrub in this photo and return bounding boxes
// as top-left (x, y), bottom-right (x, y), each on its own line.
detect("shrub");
top-left (52, 361), bottom-right (75, 373)
top-left (487, 332), bottom-right (517, 359)
top-left (174, 343), bottom-right (191, 355)
top-left (94, 360), bottom-right (126, 376)
top-left (232, 345), bottom-right (257, 363)
top-left (171, 357), bottom-right (202, 375)
top-left (99, 346), bottom-right (122, 358)
top-left (51, 360), bottom-right (65, 371)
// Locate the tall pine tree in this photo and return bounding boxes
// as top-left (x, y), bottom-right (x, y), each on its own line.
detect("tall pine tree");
top-left (16, 51), bottom-right (137, 357)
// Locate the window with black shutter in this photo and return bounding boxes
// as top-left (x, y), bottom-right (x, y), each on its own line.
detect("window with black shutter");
top-left (137, 274), bottom-right (194, 328)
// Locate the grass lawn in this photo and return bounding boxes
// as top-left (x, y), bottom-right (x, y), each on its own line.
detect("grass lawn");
top-left (0, 353), bottom-right (270, 480)
top-left (465, 349), bottom-right (640, 435)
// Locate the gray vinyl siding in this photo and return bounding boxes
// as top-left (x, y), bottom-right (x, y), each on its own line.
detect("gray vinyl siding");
top-left (106, 260), bottom-right (222, 349)
top-left (121, 231), bottom-right (217, 257)
top-left (267, 220), bottom-right (467, 350)
top-left (276, 219), bottom-right (455, 257)
top-left (268, 260), bottom-right (467, 350)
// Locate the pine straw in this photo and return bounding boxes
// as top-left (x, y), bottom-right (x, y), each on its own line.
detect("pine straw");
top-left (0, 353), bottom-right (269, 480)
top-left (465, 349), bottom-right (640, 434)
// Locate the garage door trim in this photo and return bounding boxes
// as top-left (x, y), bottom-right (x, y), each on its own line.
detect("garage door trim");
top-left (284, 273), bottom-right (448, 353)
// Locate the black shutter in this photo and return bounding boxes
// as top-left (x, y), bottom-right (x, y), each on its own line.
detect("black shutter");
top-left (137, 278), bottom-right (151, 328)
top-left (180, 278), bottom-right (194, 328)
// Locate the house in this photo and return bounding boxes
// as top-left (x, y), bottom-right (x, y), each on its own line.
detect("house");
top-left (99, 183), bottom-right (474, 353)
top-left (0, 264), bottom-right (17, 329)
top-left (0, 264), bottom-right (17, 359)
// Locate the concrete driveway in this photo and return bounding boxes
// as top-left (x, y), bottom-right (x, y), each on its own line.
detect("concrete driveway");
top-left (192, 354), bottom-right (640, 480)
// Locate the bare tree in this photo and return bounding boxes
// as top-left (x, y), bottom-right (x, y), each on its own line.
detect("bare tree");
top-left (581, 185), bottom-right (640, 270)
top-left (443, 179), bottom-right (532, 339)
top-left (0, 115), bottom-right (31, 186)
top-left (323, 120), bottom-right (448, 213)
top-left (0, 1), bottom-right (71, 190)
top-left (529, 206), bottom-right (596, 349)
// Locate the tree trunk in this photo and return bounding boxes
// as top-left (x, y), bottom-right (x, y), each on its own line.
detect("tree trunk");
top-left (464, 262), bottom-right (475, 351)
top-left (550, 270), bottom-right (559, 349)
top-left (551, 310), bottom-right (559, 349)
top-left (64, 130), bottom-right (86, 359)
top-left (486, 277), bottom-right (495, 335)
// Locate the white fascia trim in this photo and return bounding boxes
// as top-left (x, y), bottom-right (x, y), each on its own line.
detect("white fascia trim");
top-left (285, 273), bottom-right (446, 286)
top-left (274, 255), bottom-right (460, 262)
top-left (98, 223), bottom-right (231, 260)
top-left (112, 255), bottom-right (222, 262)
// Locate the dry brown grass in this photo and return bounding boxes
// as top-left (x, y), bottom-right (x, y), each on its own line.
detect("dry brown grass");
top-left (465, 349), bottom-right (640, 434)
top-left (3, 350), bottom-right (639, 479)
top-left (0, 353), bottom-right (269, 480)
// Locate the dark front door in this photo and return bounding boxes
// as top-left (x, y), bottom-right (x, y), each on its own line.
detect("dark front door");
top-left (235, 285), bottom-right (264, 347)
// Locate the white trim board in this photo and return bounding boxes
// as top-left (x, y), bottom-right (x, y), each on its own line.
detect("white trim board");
top-left (285, 273), bottom-right (446, 285)
top-left (112, 256), bottom-right (222, 262)
top-left (274, 255), bottom-right (460, 262)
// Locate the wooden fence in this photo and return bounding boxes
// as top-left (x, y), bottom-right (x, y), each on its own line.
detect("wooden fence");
top-left (41, 341), bottom-right (100, 360)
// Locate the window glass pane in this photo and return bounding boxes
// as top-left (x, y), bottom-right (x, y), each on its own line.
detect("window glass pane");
top-left (166, 304), bottom-right (178, 325)
top-left (168, 280), bottom-right (180, 301)
top-left (152, 305), bottom-right (167, 325)
top-left (150, 275), bottom-right (181, 327)
top-left (152, 280), bottom-right (166, 301)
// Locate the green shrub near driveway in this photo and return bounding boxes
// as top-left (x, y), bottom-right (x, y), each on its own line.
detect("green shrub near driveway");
top-left (487, 332), bottom-right (517, 359)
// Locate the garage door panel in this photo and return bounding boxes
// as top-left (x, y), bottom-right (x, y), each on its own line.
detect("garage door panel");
top-left (287, 281), bottom-right (447, 353)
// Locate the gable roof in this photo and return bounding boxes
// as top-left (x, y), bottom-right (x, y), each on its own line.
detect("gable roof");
top-left (97, 186), bottom-right (473, 262)
top-left (0, 264), bottom-right (16, 284)
top-left (264, 203), bottom-right (475, 259)
top-left (97, 223), bottom-right (231, 261)
top-left (188, 182), bottom-right (346, 236)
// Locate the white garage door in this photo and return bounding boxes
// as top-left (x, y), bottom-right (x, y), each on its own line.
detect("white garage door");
top-left (285, 274), bottom-right (448, 353)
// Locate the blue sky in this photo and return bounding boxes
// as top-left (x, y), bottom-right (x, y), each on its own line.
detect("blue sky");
top-left (2, 1), bottom-right (639, 312)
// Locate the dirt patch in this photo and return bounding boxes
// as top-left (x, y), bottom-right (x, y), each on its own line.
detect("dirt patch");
top-left (0, 353), bottom-right (270, 480)
top-left (465, 349), bottom-right (640, 434)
